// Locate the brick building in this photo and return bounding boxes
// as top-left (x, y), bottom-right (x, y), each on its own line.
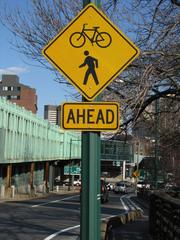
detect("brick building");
top-left (0, 74), bottom-right (37, 114)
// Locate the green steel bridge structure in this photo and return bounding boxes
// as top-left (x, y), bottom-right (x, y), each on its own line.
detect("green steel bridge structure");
top-left (0, 98), bottom-right (133, 198)
top-left (0, 98), bottom-right (81, 197)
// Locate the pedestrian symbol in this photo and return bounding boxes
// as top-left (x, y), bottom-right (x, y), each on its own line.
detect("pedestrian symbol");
top-left (42, 4), bottom-right (140, 101)
top-left (79, 51), bottom-right (99, 85)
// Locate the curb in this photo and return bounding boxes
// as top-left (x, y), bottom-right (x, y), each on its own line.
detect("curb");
top-left (0, 189), bottom-right (79, 203)
top-left (101, 209), bottom-right (143, 240)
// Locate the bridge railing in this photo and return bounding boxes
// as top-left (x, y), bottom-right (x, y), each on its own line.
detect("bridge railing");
top-left (0, 97), bottom-right (81, 163)
top-left (149, 191), bottom-right (180, 240)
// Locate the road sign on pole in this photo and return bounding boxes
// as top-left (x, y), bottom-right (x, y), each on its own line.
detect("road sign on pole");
top-left (42, 4), bottom-right (140, 101)
top-left (42, 2), bottom-right (140, 240)
top-left (61, 102), bottom-right (119, 131)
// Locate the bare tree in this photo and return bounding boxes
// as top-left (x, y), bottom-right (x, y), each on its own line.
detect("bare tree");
top-left (0, 0), bottom-right (179, 132)
top-left (104, 0), bottom-right (180, 133)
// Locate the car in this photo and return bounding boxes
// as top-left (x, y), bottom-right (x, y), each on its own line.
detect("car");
top-left (54, 178), bottom-right (82, 187)
top-left (114, 181), bottom-right (135, 194)
top-left (79, 179), bottom-right (109, 203)
top-left (137, 181), bottom-right (151, 189)
top-left (54, 176), bottom-right (63, 186)
top-left (58, 178), bottom-right (81, 186)
top-left (73, 179), bottom-right (81, 186)
top-left (106, 182), bottom-right (114, 191)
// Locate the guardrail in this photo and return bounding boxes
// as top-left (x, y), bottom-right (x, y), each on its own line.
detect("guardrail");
top-left (149, 192), bottom-right (180, 240)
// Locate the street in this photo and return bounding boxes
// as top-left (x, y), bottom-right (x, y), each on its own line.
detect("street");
top-left (0, 192), bottom-right (142, 240)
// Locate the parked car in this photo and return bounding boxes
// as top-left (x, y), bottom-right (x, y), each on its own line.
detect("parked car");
top-left (54, 176), bottom-right (63, 186)
top-left (80, 179), bottom-right (109, 203)
top-left (137, 181), bottom-right (151, 189)
top-left (114, 181), bottom-right (135, 194)
top-left (54, 177), bottom-right (81, 187)
top-left (106, 182), bottom-right (114, 191)
top-left (73, 179), bottom-right (81, 186)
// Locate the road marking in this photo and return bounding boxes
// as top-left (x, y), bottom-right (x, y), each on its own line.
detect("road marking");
top-left (120, 194), bottom-right (144, 213)
top-left (42, 194), bottom-right (143, 240)
top-left (44, 214), bottom-right (116, 240)
top-left (44, 225), bottom-right (80, 240)
top-left (120, 195), bottom-right (129, 211)
top-left (127, 196), bottom-right (144, 213)
top-left (31, 195), bottom-right (79, 208)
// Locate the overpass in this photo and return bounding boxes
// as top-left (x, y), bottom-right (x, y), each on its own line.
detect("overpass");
top-left (0, 98), bottom-right (134, 198)
top-left (0, 98), bottom-right (81, 197)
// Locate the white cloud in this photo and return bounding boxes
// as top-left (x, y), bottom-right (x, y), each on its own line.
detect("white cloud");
top-left (0, 66), bottom-right (29, 75)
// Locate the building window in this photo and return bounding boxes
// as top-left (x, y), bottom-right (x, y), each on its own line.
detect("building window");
top-left (8, 86), bottom-right (12, 91)
top-left (10, 95), bottom-right (20, 100)
top-left (3, 86), bottom-right (8, 91)
top-left (17, 86), bottom-right (21, 91)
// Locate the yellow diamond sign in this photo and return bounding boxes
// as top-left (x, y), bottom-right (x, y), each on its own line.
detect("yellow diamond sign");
top-left (42, 4), bottom-right (140, 101)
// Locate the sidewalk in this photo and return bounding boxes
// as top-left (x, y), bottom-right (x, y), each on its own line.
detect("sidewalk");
top-left (0, 186), bottom-right (79, 203)
top-left (111, 214), bottom-right (152, 240)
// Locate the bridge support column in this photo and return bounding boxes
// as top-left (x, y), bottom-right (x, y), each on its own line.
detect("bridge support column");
top-left (49, 163), bottom-right (54, 191)
top-left (45, 161), bottom-right (49, 192)
top-left (29, 162), bottom-right (35, 189)
top-left (6, 164), bottom-right (12, 188)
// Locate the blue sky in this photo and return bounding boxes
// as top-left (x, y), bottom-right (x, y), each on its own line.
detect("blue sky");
top-left (0, 0), bottom-right (74, 117)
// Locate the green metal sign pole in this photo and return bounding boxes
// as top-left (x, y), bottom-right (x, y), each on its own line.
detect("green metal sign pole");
top-left (80, 2), bottom-right (101, 240)
top-left (81, 130), bottom-right (101, 240)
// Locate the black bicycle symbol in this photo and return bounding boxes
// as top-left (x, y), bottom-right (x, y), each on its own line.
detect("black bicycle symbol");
top-left (69, 24), bottom-right (112, 48)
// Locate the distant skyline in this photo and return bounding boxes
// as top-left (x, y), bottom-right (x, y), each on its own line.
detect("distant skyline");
top-left (0, 0), bottom-right (75, 117)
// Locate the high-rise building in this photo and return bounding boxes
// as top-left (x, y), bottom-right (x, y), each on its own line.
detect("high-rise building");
top-left (0, 74), bottom-right (37, 114)
top-left (44, 105), bottom-right (61, 125)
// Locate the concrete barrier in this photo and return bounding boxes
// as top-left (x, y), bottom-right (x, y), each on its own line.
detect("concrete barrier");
top-left (0, 184), bottom-right (5, 198)
top-left (11, 185), bottom-right (15, 198)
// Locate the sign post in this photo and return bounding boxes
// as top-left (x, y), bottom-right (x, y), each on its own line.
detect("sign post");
top-left (42, 0), bottom-right (140, 239)
top-left (81, 1), bottom-right (101, 239)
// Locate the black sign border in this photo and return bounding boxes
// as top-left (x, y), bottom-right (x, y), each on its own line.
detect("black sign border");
top-left (43, 4), bottom-right (139, 100)
top-left (61, 102), bottom-right (119, 131)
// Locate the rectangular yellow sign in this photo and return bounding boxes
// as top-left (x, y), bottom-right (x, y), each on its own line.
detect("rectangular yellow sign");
top-left (61, 102), bottom-right (119, 131)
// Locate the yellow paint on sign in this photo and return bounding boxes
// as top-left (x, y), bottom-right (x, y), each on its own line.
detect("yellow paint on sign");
top-left (42, 4), bottom-right (140, 100)
top-left (133, 170), bottom-right (140, 177)
top-left (61, 102), bottom-right (119, 131)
